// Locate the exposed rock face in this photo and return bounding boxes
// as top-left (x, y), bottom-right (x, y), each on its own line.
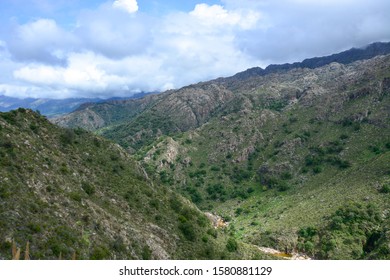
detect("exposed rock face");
top-left (55, 45), bottom-right (390, 152)
top-left (205, 213), bottom-right (228, 229)
top-left (151, 83), bottom-right (235, 131)
top-left (54, 108), bottom-right (106, 130)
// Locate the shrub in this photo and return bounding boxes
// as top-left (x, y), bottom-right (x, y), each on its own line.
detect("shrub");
top-left (60, 129), bottom-right (76, 146)
top-left (90, 246), bottom-right (110, 260)
top-left (226, 237), bottom-right (238, 252)
top-left (210, 166), bottom-right (221, 172)
top-left (169, 196), bottom-right (182, 212)
top-left (81, 182), bottom-right (95, 196)
top-left (207, 228), bottom-right (218, 238)
top-left (142, 246), bottom-right (152, 260)
top-left (277, 182), bottom-right (291, 192)
top-left (235, 208), bottom-right (243, 216)
top-left (313, 166), bottom-right (322, 174)
top-left (29, 123), bottom-right (38, 132)
top-left (179, 222), bottom-right (196, 241)
top-left (0, 185), bottom-right (11, 199)
top-left (379, 184), bottom-right (390, 194)
top-left (281, 172), bottom-right (292, 180)
top-left (69, 192), bottom-right (82, 202)
top-left (0, 111), bottom-right (17, 125)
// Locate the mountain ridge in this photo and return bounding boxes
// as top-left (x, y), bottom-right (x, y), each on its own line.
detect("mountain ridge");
top-left (229, 41), bottom-right (390, 80)
top-left (3, 41), bottom-right (390, 259)
top-left (54, 41), bottom-right (390, 138)
top-left (0, 92), bottom-right (155, 118)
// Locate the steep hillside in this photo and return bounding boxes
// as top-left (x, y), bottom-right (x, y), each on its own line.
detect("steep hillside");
top-left (52, 45), bottom-right (390, 259)
top-left (136, 55), bottom-right (390, 259)
top-left (0, 109), bottom-right (269, 260)
top-left (54, 42), bottom-right (390, 141)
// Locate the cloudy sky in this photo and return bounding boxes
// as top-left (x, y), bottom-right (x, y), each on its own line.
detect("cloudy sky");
top-left (0, 0), bottom-right (389, 99)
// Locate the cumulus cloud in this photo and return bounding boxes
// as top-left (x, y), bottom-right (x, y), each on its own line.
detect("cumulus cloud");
top-left (113, 0), bottom-right (138, 14)
top-left (7, 19), bottom-right (78, 64)
top-left (74, 6), bottom-right (152, 59)
top-left (1, 0), bottom-right (390, 99)
top-left (230, 0), bottom-right (390, 63)
top-left (189, 4), bottom-right (260, 29)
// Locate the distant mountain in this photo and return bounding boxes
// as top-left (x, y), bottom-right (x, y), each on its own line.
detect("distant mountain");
top-left (230, 41), bottom-right (390, 80)
top-left (54, 42), bottom-right (390, 259)
top-left (0, 92), bottom-right (154, 118)
top-left (55, 42), bottom-right (390, 150)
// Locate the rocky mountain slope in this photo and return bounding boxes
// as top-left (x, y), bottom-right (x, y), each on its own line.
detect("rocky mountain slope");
top-left (21, 42), bottom-right (390, 259)
top-left (0, 109), bottom-right (270, 260)
top-left (54, 42), bottom-right (390, 137)
top-left (136, 55), bottom-right (390, 259)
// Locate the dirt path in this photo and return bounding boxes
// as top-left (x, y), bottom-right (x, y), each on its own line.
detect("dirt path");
top-left (256, 246), bottom-right (311, 260)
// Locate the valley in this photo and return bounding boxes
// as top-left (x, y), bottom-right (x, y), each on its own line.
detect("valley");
top-left (1, 43), bottom-right (390, 260)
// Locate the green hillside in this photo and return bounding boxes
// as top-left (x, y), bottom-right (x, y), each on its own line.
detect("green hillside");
top-left (0, 109), bottom-right (270, 260)
top-left (23, 49), bottom-right (390, 260)
top-left (132, 56), bottom-right (390, 259)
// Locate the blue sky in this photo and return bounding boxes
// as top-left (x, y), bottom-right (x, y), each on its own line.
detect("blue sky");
top-left (0, 0), bottom-right (389, 99)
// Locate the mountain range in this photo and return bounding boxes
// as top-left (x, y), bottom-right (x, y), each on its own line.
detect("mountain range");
top-left (1, 42), bottom-right (389, 260)
top-left (0, 92), bottom-right (153, 118)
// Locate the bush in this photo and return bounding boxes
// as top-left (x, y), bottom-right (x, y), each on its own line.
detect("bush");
top-left (0, 185), bottom-right (11, 199)
top-left (90, 246), bottom-right (110, 260)
top-left (60, 129), bottom-right (76, 146)
top-left (226, 237), bottom-right (238, 252)
top-left (207, 228), bottom-right (218, 238)
top-left (379, 184), bottom-right (390, 194)
top-left (0, 111), bottom-right (17, 125)
top-left (277, 182), bottom-right (291, 191)
top-left (235, 208), bottom-right (243, 216)
top-left (81, 182), bottom-right (95, 196)
top-left (210, 166), bottom-right (221, 172)
top-left (179, 222), bottom-right (196, 241)
top-left (142, 246), bottom-right (152, 260)
top-left (313, 166), bottom-right (322, 174)
top-left (169, 196), bottom-right (182, 212)
top-left (69, 192), bottom-right (82, 202)
top-left (281, 172), bottom-right (292, 180)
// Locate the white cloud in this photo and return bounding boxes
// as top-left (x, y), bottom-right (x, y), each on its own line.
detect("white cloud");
top-left (74, 6), bottom-right (151, 59)
top-left (1, 0), bottom-right (390, 99)
top-left (8, 18), bottom-right (78, 63)
top-left (113, 0), bottom-right (138, 14)
top-left (189, 4), bottom-right (260, 30)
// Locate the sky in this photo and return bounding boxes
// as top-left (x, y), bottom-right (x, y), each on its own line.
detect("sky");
top-left (0, 0), bottom-right (389, 99)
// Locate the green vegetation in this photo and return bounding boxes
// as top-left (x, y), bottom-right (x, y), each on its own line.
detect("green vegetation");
top-left (124, 57), bottom-right (390, 259)
top-left (3, 54), bottom-right (390, 260)
top-left (0, 109), bottom-right (270, 260)
top-left (297, 203), bottom-right (389, 259)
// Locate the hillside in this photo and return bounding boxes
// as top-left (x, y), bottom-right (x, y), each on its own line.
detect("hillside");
top-left (54, 42), bottom-right (390, 141)
top-left (134, 54), bottom-right (390, 259)
top-left (0, 109), bottom-right (270, 260)
top-left (55, 48), bottom-right (390, 259)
